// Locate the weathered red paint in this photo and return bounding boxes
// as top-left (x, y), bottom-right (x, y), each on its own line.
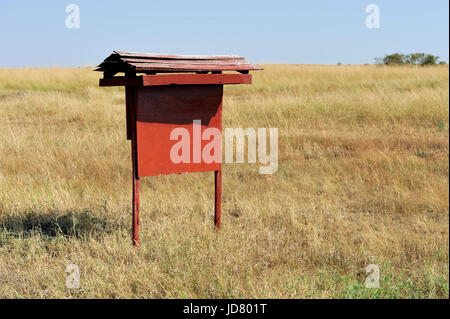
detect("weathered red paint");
top-left (99, 73), bottom-right (252, 87)
top-left (114, 51), bottom-right (245, 60)
top-left (96, 51), bottom-right (262, 76)
top-left (128, 62), bottom-right (260, 72)
top-left (97, 51), bottom-right (261, 246)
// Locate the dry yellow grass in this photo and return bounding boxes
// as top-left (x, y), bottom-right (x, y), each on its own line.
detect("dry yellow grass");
top-left (0, 65), bottom-right (448, 298)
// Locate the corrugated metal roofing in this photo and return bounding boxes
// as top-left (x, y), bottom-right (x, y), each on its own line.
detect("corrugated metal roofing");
top-left (96, 51), bottom-right (263, 75)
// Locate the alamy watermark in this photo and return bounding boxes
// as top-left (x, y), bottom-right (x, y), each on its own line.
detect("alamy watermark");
top-left (365, 4), bottom-right (380, 29)
top-left (364, 264), bottom-right (380, 288)
top-left (170, 120), bottom-right (278, 174)
top-left (65, 264), bottom-right (80, 289)
top-left (65, 4), bottom-right (80, 29)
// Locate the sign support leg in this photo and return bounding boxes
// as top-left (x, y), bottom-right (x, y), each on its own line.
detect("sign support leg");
top-left (132, 136), bottom-right (140, 247)
top-left (214, 168), bottom-right (222, 229)
top-left (129, 86), bottom-right (140, 247)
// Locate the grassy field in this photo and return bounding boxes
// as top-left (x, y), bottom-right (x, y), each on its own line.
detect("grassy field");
top-left (0, 65), bottom-right (448, 298)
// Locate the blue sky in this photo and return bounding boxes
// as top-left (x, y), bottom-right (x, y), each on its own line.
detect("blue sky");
top-left (0, 0), bottom-right (448, 67)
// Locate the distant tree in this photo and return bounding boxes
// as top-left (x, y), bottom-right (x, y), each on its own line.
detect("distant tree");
top-left (407, 53), bottom-right (425, 65)
top-left (421, 54), bottom-right (440, 65)
top-left (377, 53), bottom-right (441, 66)
top-left (374, 57), bottom-right (384, 65)
top-left (383, 53), bottom-right (406, 65)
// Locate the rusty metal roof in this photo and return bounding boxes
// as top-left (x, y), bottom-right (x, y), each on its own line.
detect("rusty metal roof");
top-left (96, 51), bottom-right (263, 76)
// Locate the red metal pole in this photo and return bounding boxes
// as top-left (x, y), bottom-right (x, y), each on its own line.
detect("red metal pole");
top-left (214, 168), bottom-right (222, 229)
top-left (128, 86), bottom-right (140, 247)
top-left (132, 142), bottom-right (140, 247)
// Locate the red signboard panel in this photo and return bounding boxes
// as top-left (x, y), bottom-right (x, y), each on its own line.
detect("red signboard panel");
top-left (135, 85), bottom-right (222, 177)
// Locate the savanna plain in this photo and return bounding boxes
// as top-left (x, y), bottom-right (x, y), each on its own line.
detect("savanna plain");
top-left (0, 64), bottom-right (448, 298)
